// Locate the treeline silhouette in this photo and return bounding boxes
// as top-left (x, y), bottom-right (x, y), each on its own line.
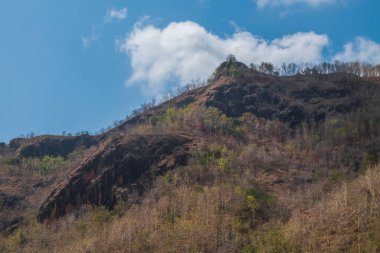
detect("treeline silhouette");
top-left (250, 60), bottom-right (380, 77)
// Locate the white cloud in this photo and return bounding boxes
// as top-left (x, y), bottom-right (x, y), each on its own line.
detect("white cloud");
top-left (106, 7), bottom-right (127, 21)
top-left (118, 21), bottom-right (329, 95)
top-left (334, 37), bottom-right (380, 64)
top-left (255, 0), bottom-right (336, 8)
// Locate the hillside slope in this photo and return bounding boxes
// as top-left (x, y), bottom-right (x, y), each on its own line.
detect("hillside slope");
top-left (1, 60), bottom-right (380, 252)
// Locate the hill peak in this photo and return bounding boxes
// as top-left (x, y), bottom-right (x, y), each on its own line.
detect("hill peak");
top-left (211, 59), bottom-right (249, 81)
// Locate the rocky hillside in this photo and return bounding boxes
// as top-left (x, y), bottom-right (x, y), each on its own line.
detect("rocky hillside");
top-left (37, 133), bottom-right (192, 223)
top-left (117, 60), bottom-right (369, 131)
top-left (1, 59), bottom-right (380, 252)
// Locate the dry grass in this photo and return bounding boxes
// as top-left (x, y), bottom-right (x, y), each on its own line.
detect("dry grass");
top-left (286, 165), bottom-right (380, 252)
top-left (14, 184), bottom-right (251, 253)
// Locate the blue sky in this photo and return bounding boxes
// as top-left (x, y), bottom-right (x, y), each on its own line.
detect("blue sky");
top-left (0, 0), bottom-right (379, 143)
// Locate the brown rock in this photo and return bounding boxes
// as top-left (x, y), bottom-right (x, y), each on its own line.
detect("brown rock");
top-left (204, 69), bottom-right (359, 127)
top-left (37, 133), bottom-right (191, 223)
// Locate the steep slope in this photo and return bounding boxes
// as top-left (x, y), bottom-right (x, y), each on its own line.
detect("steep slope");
top-left (37, 133), bottom-right (192, 223)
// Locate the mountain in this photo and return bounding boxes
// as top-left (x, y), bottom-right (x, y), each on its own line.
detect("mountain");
top-left (1, 59), bottom-right (380, 252)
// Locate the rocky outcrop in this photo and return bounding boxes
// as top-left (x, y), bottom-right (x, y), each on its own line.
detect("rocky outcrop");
top-left (37, 134), bottom-right (192, 223)
top-left (18, 135), bottom-right (99, 158)
top-left (205, 70), bottom-right (359, 127)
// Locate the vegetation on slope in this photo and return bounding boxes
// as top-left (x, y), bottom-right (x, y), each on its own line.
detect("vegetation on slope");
top-left (3, 101), bottom-right (380, 252)
top-left (1, 59), bottom-right (380, 252)
top-left (287, 165), bottom-right (380, 252)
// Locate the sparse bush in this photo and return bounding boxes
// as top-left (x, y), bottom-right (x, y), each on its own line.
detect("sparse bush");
top-left (7, 230), bottom-right (28, 251)
top-left (250, 224), bottom-right (298, 253)
top-left (3, 157), bottom-right (20, 166)
top-left (327, 171), bottom-right (345, 184)
top-left (92, 206), bottom-right (113, 227)
top-left (21, 155), bottom-right (64, 175)
top-left (229, 64), bottom-right (239, 77)
top-left (74, 221), bottom-right (88, 236)
top-left (39, 155), bottom-right (64, 175)
top-left (287, 165), bottom-right (380, 252)
top-left (364, 152), bottom-right (378, 168)
top-left (217, 157), bottom-right (228, 172)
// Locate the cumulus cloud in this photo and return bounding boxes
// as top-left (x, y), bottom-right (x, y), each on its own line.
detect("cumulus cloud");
top-left (118, 21), bottom-right (329, 95)
top-left (334, 37), bottom-right (380, 64)
top-left (106, 7), bottom-right (127, 21)
top-left (255, 0), bottom-right (336, 8)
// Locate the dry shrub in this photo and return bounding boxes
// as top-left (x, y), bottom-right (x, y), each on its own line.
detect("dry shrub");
top-left (286, 165), bottom-right (380, 252)
top-left (55, 184), bottom-right (246, 253)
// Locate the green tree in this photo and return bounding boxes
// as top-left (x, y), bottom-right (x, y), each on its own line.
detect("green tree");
top-left (229, 64), bottom-right (239, 77)
top-left (40, 156), bottom-right (64, 175)
top-left (259, 62), bottom-right (274, 74)
top-left (226, 54), bottom-right (237, 63)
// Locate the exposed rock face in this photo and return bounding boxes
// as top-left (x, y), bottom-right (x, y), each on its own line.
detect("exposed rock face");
top-left (37, 134), bottom-right (191, 223)
top-left (18, 135), bottom-right (98, 158)
top-left (205, 71), bottom-right (359, 126)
